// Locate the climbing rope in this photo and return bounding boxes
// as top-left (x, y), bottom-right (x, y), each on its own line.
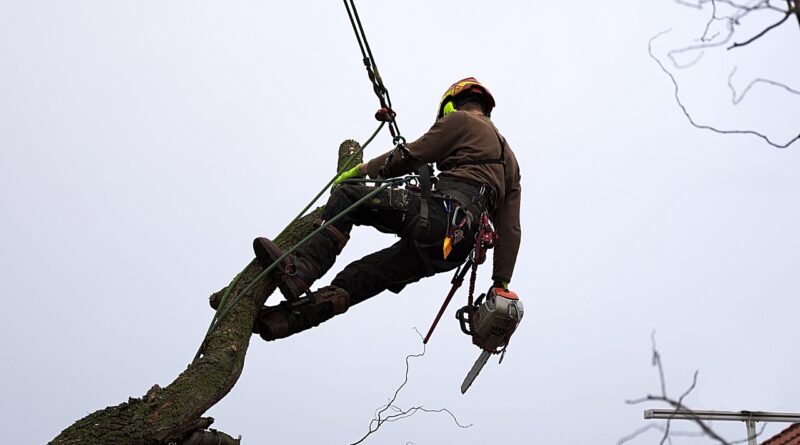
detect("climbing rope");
top-left (343, 0), bottom-right (403, 144)
top-left (194, 2), bottom-right (407, 363)
top-left (194, 123), bottom-right (386, 363)
top-left (195, 180), bottom-right (400, 362)
top-left (275, 121), bottom-right (385, 241)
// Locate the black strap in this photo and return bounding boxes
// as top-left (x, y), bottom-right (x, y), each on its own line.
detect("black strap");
top-left (379, 141), bottom-right (413, 178)
top-left (410, 164), bottom-right (433, 239)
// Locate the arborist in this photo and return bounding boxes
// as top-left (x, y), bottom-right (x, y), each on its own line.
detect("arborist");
top-left (239, 77), bottom-right (521, 342)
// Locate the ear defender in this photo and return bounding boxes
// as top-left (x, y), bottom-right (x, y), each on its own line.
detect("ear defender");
top-left (442, 100), bottom-right (456, 117)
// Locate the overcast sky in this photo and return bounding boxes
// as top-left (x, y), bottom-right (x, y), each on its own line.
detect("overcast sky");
top-left (2, 1), bottom-right (799, 444)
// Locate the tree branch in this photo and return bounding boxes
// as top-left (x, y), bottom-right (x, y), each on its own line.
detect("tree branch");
top-left (728, 10), bottom-right (793, 49)
top-left (49, 140), bottom-right (364, 444)
top-left (649, 29), bottom-right (800, 148)
top-left (621, 332), bottom-right (769, 445)
top-left (727, 66), bottom-right (800, 104)
top-left (792, 0), bottom-right (800, 28)
top-left (350, 328), bottom-right (471, 445)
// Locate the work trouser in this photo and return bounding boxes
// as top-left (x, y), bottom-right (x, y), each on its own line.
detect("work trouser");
top-left (310, 183), bottom-right (479, 306)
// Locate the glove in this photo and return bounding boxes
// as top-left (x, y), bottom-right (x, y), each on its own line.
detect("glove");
top-left (492, 281), bottom-right (510, 291)
top-left (334, 164), bottom-right (364, 185)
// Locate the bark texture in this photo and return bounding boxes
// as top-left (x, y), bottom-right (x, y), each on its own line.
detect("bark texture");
top-left (49, 140), bottom-right (363, 445)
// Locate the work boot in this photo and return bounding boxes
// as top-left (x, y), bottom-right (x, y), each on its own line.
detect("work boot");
top-left (253, 226), bottom-right (349, 301)
top-left (253, 285), bottom-right (351, 341)
top-left (253, 237), bottom-right (313, 301)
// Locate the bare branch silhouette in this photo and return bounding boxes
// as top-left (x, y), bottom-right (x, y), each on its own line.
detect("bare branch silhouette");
top-left (620, 332), bottom-right (768, 445)
top-left (660, 0), bottom-right (800, 148)
top-left (729, 9), bottom-right (794, 49)
top-left (350, 328), bottom-right (471, 445)
top-left (666, 0), bottom-right (798, 68)
top-left (727, 66), bottom-right (800, 104)
top-left (649, 29), bottom-right (800, 148)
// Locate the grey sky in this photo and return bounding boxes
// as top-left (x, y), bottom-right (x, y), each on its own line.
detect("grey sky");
top-left (1, 1), bottom-right (799, 444)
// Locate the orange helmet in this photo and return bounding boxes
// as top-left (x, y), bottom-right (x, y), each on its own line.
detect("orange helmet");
top-left (437, 77), bottom-right (496, 119)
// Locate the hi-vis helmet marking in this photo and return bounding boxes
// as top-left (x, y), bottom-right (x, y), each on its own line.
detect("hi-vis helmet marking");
top-left (437, 77), bottom-right (496, 119)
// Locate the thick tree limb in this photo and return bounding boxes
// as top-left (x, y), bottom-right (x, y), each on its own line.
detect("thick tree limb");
top-left (49, 140), bottom-right (364, 445)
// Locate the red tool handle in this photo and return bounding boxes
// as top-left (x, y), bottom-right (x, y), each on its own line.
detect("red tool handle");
top-left (423, 259), bottom-right (473, 344)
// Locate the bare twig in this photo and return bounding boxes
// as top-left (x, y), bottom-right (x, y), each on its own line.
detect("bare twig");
top-left (727, 66), bottom-right (800, 104)
top-left (620, 332), bottom-right (769, 445)
top-left (671, 0), bottom-right (795, 50)
top-left (701, 0), bottom-right (720, 41)
top-left (627, 342), bottom-right (728, 445)
top-left (728, 10), bottom-right (794, 49)
top-left (350, 328), bottom-right (471, 445)
top-left (649, 29), bottom-right (800, 148)
top-left (667, 2), bottom-right (736, 69)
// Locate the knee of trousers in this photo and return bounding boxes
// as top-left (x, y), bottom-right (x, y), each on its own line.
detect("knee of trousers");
top-left (324, 185), bottom-right (365, 217)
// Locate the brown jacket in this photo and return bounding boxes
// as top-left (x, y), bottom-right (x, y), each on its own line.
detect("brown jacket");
top-left (366, 111), bottom-right (522, 283)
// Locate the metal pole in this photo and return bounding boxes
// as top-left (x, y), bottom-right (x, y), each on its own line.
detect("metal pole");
top-left (643, 409), bottom-right (800, 445)
top-left (746, 418), bottom-right (758, 445)
top-left (645, 409), bottom-right (800, 423)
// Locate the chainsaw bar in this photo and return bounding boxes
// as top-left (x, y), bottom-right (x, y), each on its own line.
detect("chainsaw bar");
top-left (461, 350), bottom-right (491, 394)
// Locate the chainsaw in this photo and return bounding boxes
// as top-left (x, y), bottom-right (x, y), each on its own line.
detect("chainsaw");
top-left (455, 287), bottom-right (524, 393)
top-left (422, 211), bottom-right (524, 393)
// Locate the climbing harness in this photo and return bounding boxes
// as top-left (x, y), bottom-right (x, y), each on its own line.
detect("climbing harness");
top-left (422, 211), bottom-right (497, 344)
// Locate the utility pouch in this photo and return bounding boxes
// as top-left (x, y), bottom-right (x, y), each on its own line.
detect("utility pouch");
top-left (364, 186), bottom-right (414, 211)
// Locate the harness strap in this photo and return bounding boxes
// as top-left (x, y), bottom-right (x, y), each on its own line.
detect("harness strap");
top-left (410, 164), bottom-right (433, 238)
top-left (436, 179), bottom-right (492, 223)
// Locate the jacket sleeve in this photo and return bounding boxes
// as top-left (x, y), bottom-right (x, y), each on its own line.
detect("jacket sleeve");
top-left (492, 173), bottom-right (522, 284)
top-left (366, 112), bottom-right (463, 178)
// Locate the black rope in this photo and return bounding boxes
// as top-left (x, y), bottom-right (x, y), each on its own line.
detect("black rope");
top-left (467, 255), bottom-right (478, 308)
top-left (343, 0), bottom-right (402, 141)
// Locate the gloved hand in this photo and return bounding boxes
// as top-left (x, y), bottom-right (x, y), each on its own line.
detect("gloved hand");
top-left (334, 164), bottom-right (365, 185)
